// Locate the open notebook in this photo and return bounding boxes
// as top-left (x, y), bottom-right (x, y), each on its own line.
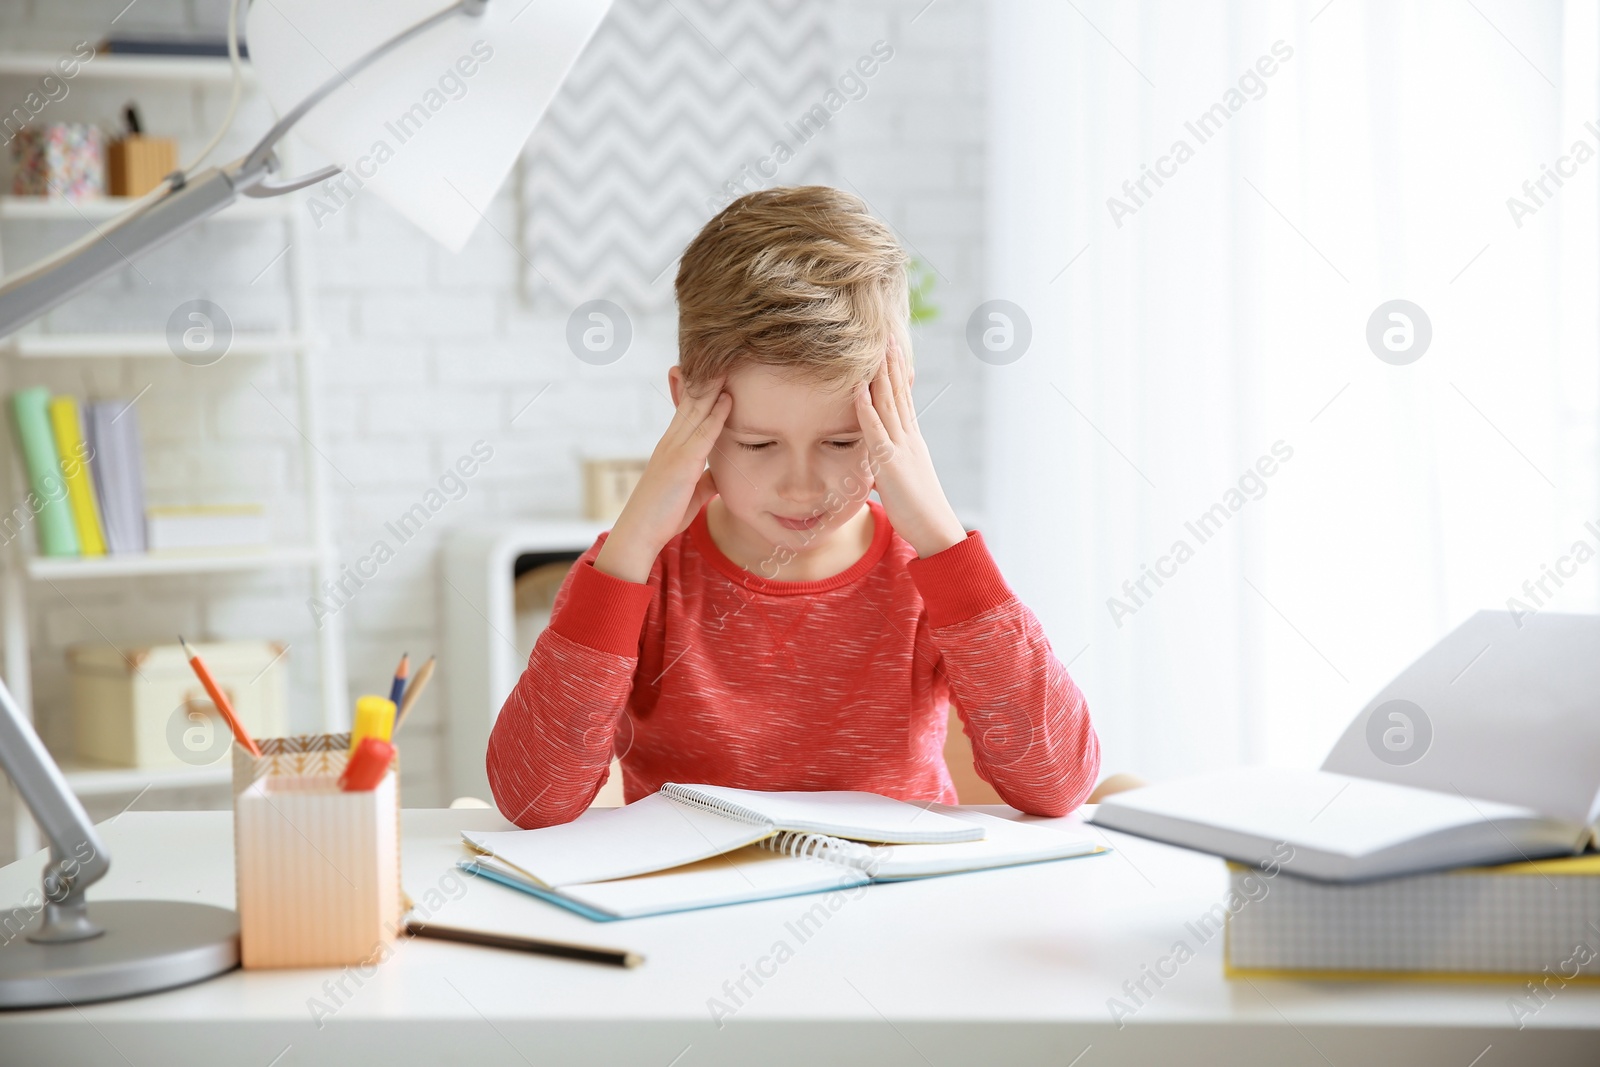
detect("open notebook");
top-left (1090, 611), bottom-right (1600, 881)
top-left (460, 787), bottom-right (1103, 920)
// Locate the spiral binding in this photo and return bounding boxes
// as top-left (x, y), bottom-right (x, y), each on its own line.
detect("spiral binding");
top-left (658, 782), bottom-right (775, 827)
top-left (760, 829), bottom-right (881, 873)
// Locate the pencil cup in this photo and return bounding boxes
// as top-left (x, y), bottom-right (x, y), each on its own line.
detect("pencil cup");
top-left (232, 732), bottom-right (403, 969)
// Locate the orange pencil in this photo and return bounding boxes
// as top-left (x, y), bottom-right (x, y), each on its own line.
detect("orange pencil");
top-left (179, 635), bottom-right (262, 758)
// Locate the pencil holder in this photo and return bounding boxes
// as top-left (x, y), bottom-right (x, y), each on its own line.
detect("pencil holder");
top-left (232, 732), bottom-right (403, 969)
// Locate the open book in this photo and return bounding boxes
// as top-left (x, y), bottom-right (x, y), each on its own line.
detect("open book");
top-left (1090, 611), bottom-right (1600, 881)
top-left (460, 786), bottom-right (1102, 920)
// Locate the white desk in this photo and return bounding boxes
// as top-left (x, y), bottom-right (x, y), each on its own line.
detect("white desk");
top-left (1, 806), bottom-right (1596, 1066)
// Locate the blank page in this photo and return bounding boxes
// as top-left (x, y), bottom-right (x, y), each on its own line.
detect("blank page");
top-left (866, 808), bottom-right (1100, 879)
top-left (1322, 611), bottom-right (1600, 825)
top-left (463, 793), bottom-right (770, 887)
top-left (667, 784), bottom-right (985, 844)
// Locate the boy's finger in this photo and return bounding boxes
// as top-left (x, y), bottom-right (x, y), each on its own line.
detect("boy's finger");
top-left (680, 375), bottom-right (725, 410)
top-left (689, 391), bottom-right (732, 443)
top-left (671, 378), bottom-right (727, 440)
top-left (871, 353), bottom-right (901, 437)
top-left (887, 341), bottom-right (915, 428)
top-left (855, 381), bottom-right (888, 442)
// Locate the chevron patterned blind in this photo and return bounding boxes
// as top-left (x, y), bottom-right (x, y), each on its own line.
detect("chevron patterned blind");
top-left (518, 0), bottom-right (837, 311)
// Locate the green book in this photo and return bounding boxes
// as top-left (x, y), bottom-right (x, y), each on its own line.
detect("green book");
top-left (10, 387), bottom-right (79, 557)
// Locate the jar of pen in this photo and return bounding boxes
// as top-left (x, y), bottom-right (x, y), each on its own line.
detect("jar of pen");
top-left (196, 642), bottom-right (428, 970)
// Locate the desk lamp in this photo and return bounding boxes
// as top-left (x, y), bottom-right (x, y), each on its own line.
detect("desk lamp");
top-left (0, 0), bottom-right (610, 333)
top-left (0, 0), bottom-right (609, 1005)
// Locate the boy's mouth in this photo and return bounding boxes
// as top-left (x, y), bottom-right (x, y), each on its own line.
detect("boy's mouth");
top-left (773, 512), bottom-right (824, 531)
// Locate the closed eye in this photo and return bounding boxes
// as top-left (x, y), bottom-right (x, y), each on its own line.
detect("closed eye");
top-left (737, 441), bottom-right (774, 452)
top-left (826, 440), bottom-right (860, 450)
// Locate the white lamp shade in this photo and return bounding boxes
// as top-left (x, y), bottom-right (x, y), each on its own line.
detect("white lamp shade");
top-left (247, 0), bottom-right (611, 251)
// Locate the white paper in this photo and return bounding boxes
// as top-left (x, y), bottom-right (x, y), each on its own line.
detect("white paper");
top-left (463, 792), bottom-right (769, 888)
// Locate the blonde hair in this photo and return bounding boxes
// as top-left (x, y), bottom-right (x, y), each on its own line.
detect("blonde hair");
top-left (675, 186), bottom-right (911, 391)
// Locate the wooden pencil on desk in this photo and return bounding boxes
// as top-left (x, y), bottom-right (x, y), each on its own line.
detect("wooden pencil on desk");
top-left (394, 655), bottom-right (434, 732)
top-left (404, 919), bottom-right (643, 968)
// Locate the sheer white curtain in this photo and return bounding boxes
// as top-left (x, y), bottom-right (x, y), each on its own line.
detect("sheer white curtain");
top-left (983, 1), bottom-right (1599, 782)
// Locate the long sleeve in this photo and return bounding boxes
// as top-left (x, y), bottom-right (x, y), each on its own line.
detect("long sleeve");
top-left (485, 532), bottom-right (656, 828)
top-left (905, 531), bottom-right (1100, 817)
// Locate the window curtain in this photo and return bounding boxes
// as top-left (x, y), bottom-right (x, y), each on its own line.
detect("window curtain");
top-left (983, 0), bottom-right (1599, 781)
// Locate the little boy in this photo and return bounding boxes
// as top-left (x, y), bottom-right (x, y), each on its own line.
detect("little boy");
top-left (488, 185), bottom-right (1099, 827)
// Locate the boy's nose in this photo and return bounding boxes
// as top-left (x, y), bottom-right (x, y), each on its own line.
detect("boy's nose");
top-left (778, 456), bottom-right (827, 499)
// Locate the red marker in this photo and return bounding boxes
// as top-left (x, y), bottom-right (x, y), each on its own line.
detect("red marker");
top-left (179, 635), bottom-right (262, 758)
top-left (341, 737), bottom-right (395, 791)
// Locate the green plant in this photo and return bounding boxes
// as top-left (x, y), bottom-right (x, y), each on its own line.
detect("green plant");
top-left (907, 257), bottom-right (939, 324)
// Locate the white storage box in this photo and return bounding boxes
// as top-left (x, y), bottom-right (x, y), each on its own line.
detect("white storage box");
top-left (67, 640), bottom-right (288, 768)
top-left (146, 504), bottom-right (268, 553)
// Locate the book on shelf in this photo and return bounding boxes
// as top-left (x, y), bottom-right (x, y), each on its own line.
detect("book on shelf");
top-left (146, 504), bottom-right (267, 553)
top-left (84, 398), bottom-right (147, 555)
top-left (97, 33), bottom-right (251, 59)
top-left (47, 395), bottom-right (106, 556)
top-left (459, 784), bottom-right (1103, 921)
top-left (7, 386), bottom-right (80, 556)
top-left (1090, 611), bottom-right (1600, 881)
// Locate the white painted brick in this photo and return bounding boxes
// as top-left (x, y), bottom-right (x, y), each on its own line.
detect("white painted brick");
top-left (354, 386), bottom-right (497, 437)
top-left (320, 340), bottom-right (430, 387)
top-left (325, 440), bottom-right (434, 486)
top-left (44, 596), bottom-right (202, 649)
top-left (357, 293), bottom-right (498, 339)
top-left (903, 192), bottom-right (984, 238)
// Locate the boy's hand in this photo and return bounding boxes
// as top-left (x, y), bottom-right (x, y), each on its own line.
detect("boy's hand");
top-left (595, 377), bottom-right (731, 584)
top-left (854, 337), bottom-right (968, 558)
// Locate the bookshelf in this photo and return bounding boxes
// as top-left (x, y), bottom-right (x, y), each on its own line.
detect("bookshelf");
top-left (0, 54), bottom-right (348, 858)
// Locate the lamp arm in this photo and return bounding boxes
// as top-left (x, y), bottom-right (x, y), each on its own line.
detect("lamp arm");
top-left (0, 0), bottom-right (489, 338)
top-left (0, 169), bottom-right (240, 336)
top-left (239, 0), bottom-right (488, 179)
top-left (0, 676), bottom-right (110, 943)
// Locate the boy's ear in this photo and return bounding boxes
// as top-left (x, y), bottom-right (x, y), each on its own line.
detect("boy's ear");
top-left (668, 365), bottom-right (683, 407)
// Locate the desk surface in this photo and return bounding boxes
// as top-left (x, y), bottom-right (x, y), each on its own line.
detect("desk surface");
top-left (1, 806), bottom-right (1597, 1066)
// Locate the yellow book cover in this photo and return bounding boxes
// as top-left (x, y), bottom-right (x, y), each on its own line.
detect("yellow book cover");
top-left (46, 396), bottom-right (106, 556)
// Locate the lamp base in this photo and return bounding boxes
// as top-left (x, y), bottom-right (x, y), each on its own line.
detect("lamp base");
top-left (0, 900), bottom-right (238, 1009)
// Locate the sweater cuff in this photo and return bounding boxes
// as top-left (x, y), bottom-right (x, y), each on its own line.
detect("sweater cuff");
top-left (548, 559), bottom-right (654, 658)
top-left (905, 530), bottom-right (1014, 628)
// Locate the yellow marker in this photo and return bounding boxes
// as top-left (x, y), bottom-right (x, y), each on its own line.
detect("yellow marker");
top-left (349, 695), bottom-right (396, 756)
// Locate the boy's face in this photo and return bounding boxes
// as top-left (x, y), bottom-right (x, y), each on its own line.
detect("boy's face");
top-left (671, 363), bottom-right (873, 554)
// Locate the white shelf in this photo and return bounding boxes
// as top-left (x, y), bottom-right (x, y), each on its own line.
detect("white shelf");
top-left (0, 52), bottom-right (252, 84)
top-left (61, 760), bottom-right (231, 797)
top-left (26, 546), bottom-right (321, 580)
top-left (0, 126), bottom-right (347, 862)
top-left (0, 195), bottom-right (291, 222)
top-left (5, 333), bottom-right (307, 358)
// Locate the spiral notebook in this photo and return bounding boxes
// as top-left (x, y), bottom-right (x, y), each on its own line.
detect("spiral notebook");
top-left (460, 799), bottom-right (1104, 921)
top-left (461, 783), bottom-right (989, 889)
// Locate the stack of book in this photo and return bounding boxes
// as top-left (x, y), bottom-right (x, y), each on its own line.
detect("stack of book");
top-left (1091, 610), bottom-right (1600, 983)
top-left (7, 387), bottom-right (146, 557)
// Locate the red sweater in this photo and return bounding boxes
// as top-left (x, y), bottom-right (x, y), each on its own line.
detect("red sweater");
top-left (486, 499), bottom-right (1100, 828)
